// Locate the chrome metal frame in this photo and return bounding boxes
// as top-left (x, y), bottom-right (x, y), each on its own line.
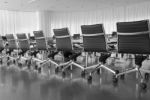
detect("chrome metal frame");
top-left (116, 55), bottom-right (150, 80)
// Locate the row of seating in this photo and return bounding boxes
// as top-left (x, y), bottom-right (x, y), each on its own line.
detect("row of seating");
top-left (0, 33), bottom-right (52, 72)
top-left (50, 19), bottom-right (150, 90)
top-left (0, 19), bottom-right (150, 90)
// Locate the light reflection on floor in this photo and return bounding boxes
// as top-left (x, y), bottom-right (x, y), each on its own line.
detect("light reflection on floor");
top-left (0, 59), bottom-right (150, 100)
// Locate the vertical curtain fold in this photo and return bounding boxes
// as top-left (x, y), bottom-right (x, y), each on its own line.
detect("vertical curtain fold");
top-left (49, 2), bottom-right (150, 36)
top-left (0, 10), bottom-right (39, 36)
top-left (1, 2), bottom-right (150, 37)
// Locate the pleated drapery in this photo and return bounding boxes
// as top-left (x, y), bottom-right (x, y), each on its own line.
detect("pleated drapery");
top-left (50, 2), bottom-right (150, 35)
top-left (0, 10), bottom-right (39, 36)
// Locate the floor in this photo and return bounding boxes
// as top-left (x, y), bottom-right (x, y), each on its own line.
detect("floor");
top-left (0, 56), bottom-right (150, 100)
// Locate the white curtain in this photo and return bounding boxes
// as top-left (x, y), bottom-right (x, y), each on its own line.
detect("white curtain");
top-left (49, 2), bottom-right (150, 36)
top-left (2, 2), bottom-right (150, 37)
top-left (0, 10), bottom-right (39, 36)
top-left (38, 11), bottom-right (51, 37)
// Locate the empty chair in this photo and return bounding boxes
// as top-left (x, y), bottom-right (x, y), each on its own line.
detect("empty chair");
top-left (6, 34), bottom-right (18, 51)
top-left (5, 34), bottom-right (18, 65)
top-left (16, 33), bottom-right (31, 68)
top-left (52, 27), bottom-right (83, 77)
top-left (33, 31), bottom-right (55, 53)
top-left (116, 19), bottom-right (150, 89)
top-left (17, 33), bottom-right (30, 53)
top-left (33, 31), bottom-right (47, 50)
top-left (81, 24), bottom-right (116, 83)
top-left (32, 31), bottom-right (53, 72)
top-left (0, 35), bottom-right (5, 64)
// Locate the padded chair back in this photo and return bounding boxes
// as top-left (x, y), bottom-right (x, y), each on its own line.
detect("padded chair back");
top-left (6, 34), bottom-right (17, 50)
top-left (33, 31), bottom-right (47, 50)
top-left (117, 20), bottom-right (150, 54)
top-left (81, 24), bottom-right (107, 52)
top-left (0, 36), bottom-right (4, 51)
top-left (73, 34), bottom-right (80, 40)
top-left (33, 31), bottom-right (44, 37)
top-left (16, 33), bottom-right (30, 51)
top-left (53, 28), bottom-right (73, 52)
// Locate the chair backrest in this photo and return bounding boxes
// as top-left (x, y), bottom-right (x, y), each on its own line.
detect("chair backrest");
top-left (16, 33), bottom-right (30, 51)
top-left (53, 28), bottom-right (73, 52)
top-left (117, 20), bottom-right (150, 54)
top-left (33, 31), bottom-right (44, 37)
top-left (81, 24), bottom-right (107, 52)
top-left (33, 31), bottom-right (47, 50)
top-left (0, 36), bottom-right (4, 51)
top-left (73, 34), bottom-right (80, 40)
top-left (6, 34), bottom-right (17, 50)
top-left (2, 36), bottom-right (7, 41)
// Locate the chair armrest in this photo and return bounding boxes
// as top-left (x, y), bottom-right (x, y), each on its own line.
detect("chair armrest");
top-left (69, 52), bottom-right (82, 61)
top-left (48, 51), bottom-right (59, 59)
top-left (30, 51), bottom-right (39, 57)
top-left (99, 53), bottom-right (111, 64)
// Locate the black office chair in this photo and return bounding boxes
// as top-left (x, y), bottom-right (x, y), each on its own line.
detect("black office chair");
top-left (0, 36), bottom-right (5, 64)
top-left (5, 34), bottom-right (18, 65)
top-left (32, 31), bottom-right (55, 73)
top-left (116, 20), bottom-right (150, 89)
top-left (81, 24), bottom-right (117, 84)
top-left (16, 33), bottom-right (32, 68)
top-left (52, 28), bottom-right (83, 77)
top-left (33, 31), bottom-right (47, 51)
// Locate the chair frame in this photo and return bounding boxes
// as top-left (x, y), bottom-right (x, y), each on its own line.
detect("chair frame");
top-left (5, 34), bottom-right (19, 65)
top-left (31, 33), bottom-right (55, 72)
top-left (115, 20), bottom-right (150, 89)
top-left (79, 24), bottom-right (118, 83)
top-left (116, 32), bottom-right (150, 75)
top-left (50, 28), bottom-right (84, 77)
top-left (85, 35), bottom-right (116, 70)
top-left (16, 33), bottom-right (32, 68)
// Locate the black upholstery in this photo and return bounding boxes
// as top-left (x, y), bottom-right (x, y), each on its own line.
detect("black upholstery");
top-left (0, 36), bottom-right (4, 52)
top-left (33, 31), bottom-right (47, 50)
top-left (73, 34), bottom-right (80, 40)
top-left (17, 34), bottom-right (30, 51)
top-left (53, 28), bottom-right (73, 52)
top-left (6, 34), bottom-right (17, 50)
top-left (33, 31), bottom-right (44, 37)
top-left (53, 28), bottom-right (69, 36)
top-left (117, 20), bottom-right (149, 33)
top-left (117, 20), bottom-right (150, 54)
top-left (99, 53), bottom-right (111, 64)
top-left (81, 24), bottom-right (104, 34)
top-left (135, 55), bottom-right (148, 67)
top-left (81, 24), bottom-right (107, 52)
top-left (36, 39), bottom-right (47, 50)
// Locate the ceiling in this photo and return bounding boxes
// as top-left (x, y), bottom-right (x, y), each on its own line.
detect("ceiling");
top-left (0, 0), bottom-right (150, 12)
